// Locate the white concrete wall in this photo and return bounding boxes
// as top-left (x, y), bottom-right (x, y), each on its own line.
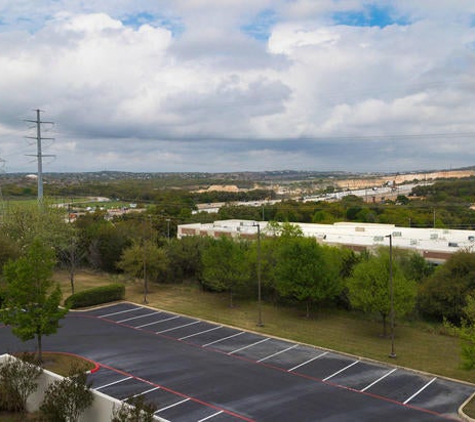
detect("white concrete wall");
top-left (0, 354), bottom-right (165, 421)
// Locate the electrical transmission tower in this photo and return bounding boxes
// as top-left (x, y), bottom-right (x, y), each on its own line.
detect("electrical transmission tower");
top-left (25, 109), bottom-right (55, 202)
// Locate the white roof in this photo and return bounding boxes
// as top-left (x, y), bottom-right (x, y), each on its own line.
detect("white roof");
top-left (178, 219), bottom-right (475, 256)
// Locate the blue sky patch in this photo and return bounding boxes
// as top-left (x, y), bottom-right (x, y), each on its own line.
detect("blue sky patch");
top-left (241, 9), bottom-right (277, 41)
top-left (122, 12), bottom-right (184, 36)
top-left (333, 5), bottom-right (409, 28)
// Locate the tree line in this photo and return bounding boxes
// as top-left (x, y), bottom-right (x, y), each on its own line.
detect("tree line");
top-left (3, 177), bottom-right (475, 367)
top-left (1, 203), bottom-right (469, 329)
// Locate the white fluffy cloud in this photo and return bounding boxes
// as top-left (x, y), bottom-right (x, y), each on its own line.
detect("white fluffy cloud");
top-left (0, 1), bottom-right (474, 173)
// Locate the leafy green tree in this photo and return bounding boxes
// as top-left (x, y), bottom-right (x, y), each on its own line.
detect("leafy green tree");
top-left (1, 201), bottom-right (69, 251)
top-left (265, 221), bottom-right (303, 238)
top-left (38, 364), bottom-right (93, 422)
top-left (347, 248), bottom-right (417, 336)
top-left (56, 224), bottom-right (87, 295)
top-left (418, 251), bottom-right (475, 322)
top-left (117, 239), bottom-right (169, 299)
top-left (164, 236), bottom-right (211, 282)
top-left (248, 237), bottom-right (280, 303)
top-left (0, 231), bottom-right (20, 274)
top-left (275, 237), bottom-right (344, 318)
top-left (394, 248), bottom-right (434, 283)
top-left (1, 238), bottom-right (68, 363)
top-left (201, 236), bottom-right (251, 307)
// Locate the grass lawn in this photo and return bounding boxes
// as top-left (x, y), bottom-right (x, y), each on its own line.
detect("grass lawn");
top-left (55, 270), bottom-right (475, 385)
top-left (45, 269), bottom-right (475, 418)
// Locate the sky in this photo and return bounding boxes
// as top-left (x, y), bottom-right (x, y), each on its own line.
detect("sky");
top-left (0, 0), bottom-right (475, 174)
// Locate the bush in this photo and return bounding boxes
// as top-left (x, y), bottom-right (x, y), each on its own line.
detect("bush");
top-left (112, 395), bottom-right (157, 422)
top-left (38, 363), bottom-right (93, 422)
top-left (0, 354), bottom-right (42, 413)
top-left (65, 283), bottom-right (125, 309)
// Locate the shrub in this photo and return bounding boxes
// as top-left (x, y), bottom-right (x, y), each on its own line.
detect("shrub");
top-left (38, 363), bottom-right (93, 422)
top-left (65, 283), bottom-right (125, 309)
top-left (0, 354), bottom-right (42, 413)
top-left (112, 395), bottom-right (157, 422)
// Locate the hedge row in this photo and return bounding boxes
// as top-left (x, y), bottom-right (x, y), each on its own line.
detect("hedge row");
top-left (65, 283), bottom-right (125, 309)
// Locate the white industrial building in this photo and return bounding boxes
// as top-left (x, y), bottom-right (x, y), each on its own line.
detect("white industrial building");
top-left (177, 219), bottom-right (475, 263)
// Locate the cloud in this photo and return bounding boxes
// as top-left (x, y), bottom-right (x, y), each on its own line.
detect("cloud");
top-left (0, 1), bottom-right (475, 174)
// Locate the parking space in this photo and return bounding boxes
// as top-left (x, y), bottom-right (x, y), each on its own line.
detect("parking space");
top-left (2, 302), bottom-right (474, 421)
top-left (85, 303), bottom-right (475, 420)
top-left (88, 365), bottom-right (248, 421)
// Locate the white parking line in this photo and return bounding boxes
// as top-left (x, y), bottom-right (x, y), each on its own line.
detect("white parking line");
top-left (288, 351), bottom-right (328, 372)
top-left (95, 376), bottom-right (132, 390)
top-left (136, 315), bottom-right (180, 329)
top-left (156, 320), bottom-right (200, 334)
top-left (179, 325), bottom-right (223, 340)
top-left (99, 308), bottom-right (138, 318)
top-left (154, 398), bottom-right (190, 414)
top-left (228, 338), bottom-right (270, 355)
top-left (403, 377), bottom-right (437, 405)
top-left (129, 386), bottom-right (161, 399)
top-left (198, 410), bottom-right (224, 421)
top-left (257, 344), bottom-right (299, 362)
top-left (117, 311), bottom-right (161, 324)
top-left (202, 331), bottom-right (244, 347)
top-left (323, 360), bottom-right (359, 381)
top-left (360, 368), bottom-right (397, 392)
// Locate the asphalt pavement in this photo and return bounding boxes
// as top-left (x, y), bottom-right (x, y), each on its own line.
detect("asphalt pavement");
top-left (1, 302), bottom-right (473, 421)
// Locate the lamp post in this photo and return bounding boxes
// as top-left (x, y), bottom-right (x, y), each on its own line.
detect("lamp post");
top-left (253, 222), bottom-right (263, 327)
top-left (386, 234), bottom-right (396, 358)
top-left (166, 218), bottom-right (171, 240)
top-left (143, 237), bottom-right (148, 304)
top-left (143, 215), bottom-right (152, 304)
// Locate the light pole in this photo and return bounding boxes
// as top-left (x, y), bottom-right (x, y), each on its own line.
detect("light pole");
top-left (166, 218), bottom-right (171, 240)
top-left (143, 215), bottom-right (152, 304)
top-left (253, 222), bottom-right (263, 327)
top-left (386, 234), bottom-right (396, 358)
top-left (143, 236), bottom-right (148, 304)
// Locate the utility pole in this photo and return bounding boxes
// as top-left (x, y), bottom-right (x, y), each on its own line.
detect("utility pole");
top-left (25, 109), bottom-right (55, 203)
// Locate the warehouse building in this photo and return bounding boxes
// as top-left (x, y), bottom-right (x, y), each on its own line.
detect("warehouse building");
top-left (177, 219), bottom-right (475, 263)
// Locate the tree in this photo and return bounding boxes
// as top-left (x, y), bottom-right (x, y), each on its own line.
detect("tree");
top-left (56, 223), bottom-right (87, 295)
top-left (452, 294), bottom-right (475, 370)
top-left (201, 236), bottom-right (251, 307)
top-left (347, 247), bottom-right (417, 336)
top-left (275, 237), bottom-right (344, 318)
top-left (117, 239), bottom-right (169, 284)
top-left (164, 236), bottom-right (211, 282)
top-left (418, 251), bottom-right (475, 322)
top-left (38, 363), bottom-right (93, 422)
top-left (1, 238), bottom-right (68, 363)
top-left (0, 231), bottom-right (20, 274)
top-left (265, 221), bottom-right (303, 238)
top-left (1, 201), bottom-right (70, 251)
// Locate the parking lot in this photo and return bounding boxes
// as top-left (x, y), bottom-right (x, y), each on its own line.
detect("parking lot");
top-left (1, 302), bottom-right (474, 421)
